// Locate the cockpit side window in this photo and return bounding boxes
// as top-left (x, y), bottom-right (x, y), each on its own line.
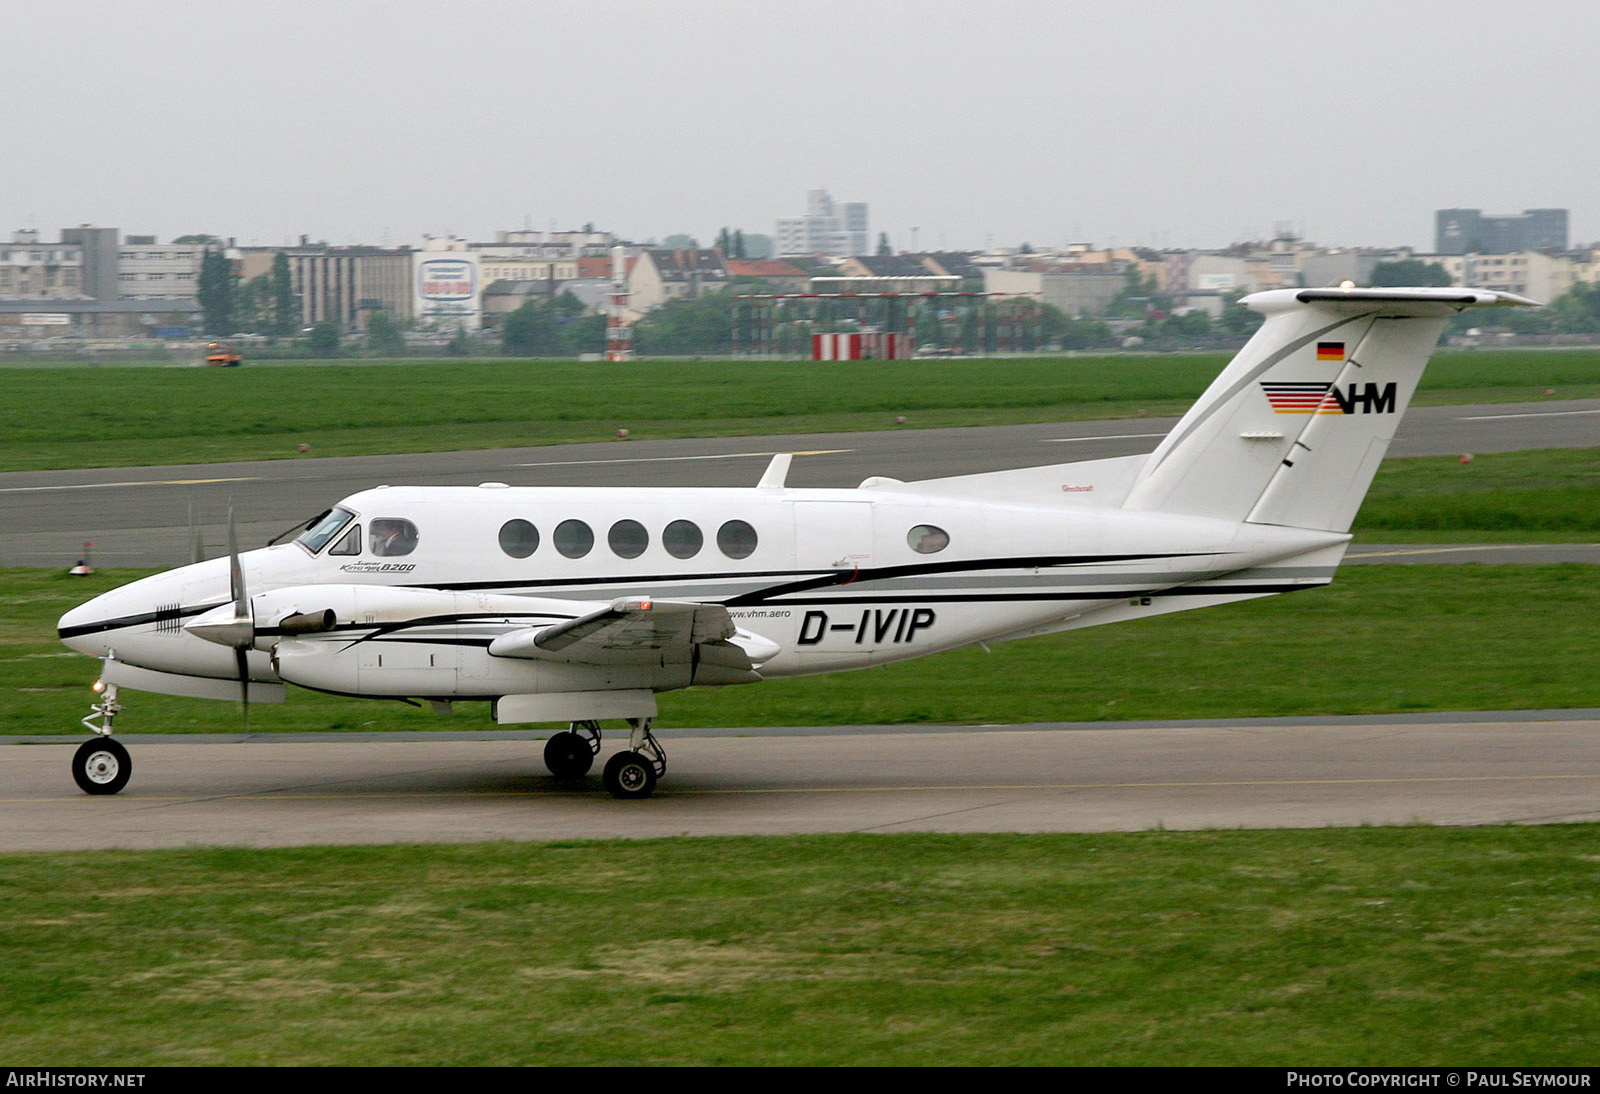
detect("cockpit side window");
top-left (328, 525), bottom-right (362, 556)
top-left (296, 507), bottom-right (355, 554)
top-left (369, 518), bottom-right (419, 557)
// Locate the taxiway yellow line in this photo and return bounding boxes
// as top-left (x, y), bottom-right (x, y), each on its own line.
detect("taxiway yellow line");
top-left (1346, 544), bottom-right (1565, 560)
top-left (7, 770), bottom-right (1599, 804)
top-left (0, 476), bottom-right (260, 494)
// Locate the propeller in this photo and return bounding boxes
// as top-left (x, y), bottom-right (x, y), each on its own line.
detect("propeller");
top-left (188, 498), bottom-right (205, 564)
top-left (227, 502), bottom-right (253, 728)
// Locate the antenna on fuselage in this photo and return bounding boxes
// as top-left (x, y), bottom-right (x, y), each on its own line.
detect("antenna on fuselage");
top-left (757, 453), bottom-right (793, 489)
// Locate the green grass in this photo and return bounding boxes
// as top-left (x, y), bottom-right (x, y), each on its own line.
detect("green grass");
top-left (1355, 446), bottom-right (1600, 539)
top-left (2, 828), bottom-right (1598, 1064)
top-left (6, 563), bottom-right (1597, 736)
top-left (1, 349), bottom-right (1595, 471)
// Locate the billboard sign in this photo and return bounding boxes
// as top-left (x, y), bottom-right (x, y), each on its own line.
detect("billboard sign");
top-left (418, 259), bottom-right (476, 302)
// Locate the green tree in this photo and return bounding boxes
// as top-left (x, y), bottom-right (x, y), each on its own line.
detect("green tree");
top-left (733, 230), bottom-right (746, 259)
top-left (501, 291), bottom-right (603, 357)
top-left (235, 274), bottom-right (272, 333)
top-left (173, 234), bottom-right (222, 245)
top-left (1057, 317), bottom-right (1116, 351)
top-left (1219, 291), bottom-right (1264, 337)
top-left (501, 299), bottom-right (558, 355)
top-left (196, 250), bottom-right (239, 336)
top-left (1548, 282), bottom-right (1600, 333)
top-left (270, 252), bottom-right (298, 337)
top-left (1105, 265), bottom-right (1169, 318)
top-left (632, 290), bottom-right (734, 355)
top-left (662, 234), bottom-right (697, 249)
top-left (366, 311), bottom-right (405, 356)
top-left (877, 232), bottom-right (892, 256)
top-left (1369, 259), bottom-right (1453, 288)
top-left (304, 320), bottom-right (341, 357)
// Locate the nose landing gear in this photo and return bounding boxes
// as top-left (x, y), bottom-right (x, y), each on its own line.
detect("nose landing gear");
top-left (75, 680), bottom-right (131, 795)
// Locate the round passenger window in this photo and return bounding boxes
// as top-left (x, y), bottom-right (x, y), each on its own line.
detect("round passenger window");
top-left (554, 519), bottom-right (594, 559)
top-left (499, 519), bottom-right (539, 559)
top-left (908, 524), bottom-right (950, 554)
top-left (717, 519), bottom-right (758, 560)
top-left (368, 518), bottom-right (419, 557)
top-left (608, 519), bottom-right (649, 559)
top-left (663, 519), bottom-right (703, 560)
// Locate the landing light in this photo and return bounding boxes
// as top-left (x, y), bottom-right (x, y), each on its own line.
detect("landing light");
top-left (1340, 280), bottom-right (1355, 291)
top-left (91, 680), bottom-right (105, 693)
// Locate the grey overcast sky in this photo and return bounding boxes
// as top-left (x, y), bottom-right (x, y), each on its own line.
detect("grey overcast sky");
top-left (4, 0), bottom-right (1595, 252)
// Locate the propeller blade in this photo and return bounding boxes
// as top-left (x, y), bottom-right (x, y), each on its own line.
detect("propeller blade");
top-left (234, 646), bottom-right (251, 731)
top-left (227, 499), bottom-right (251, 730)
top-left (227, 501), bottom-right (245, 615)
top-left (189, 499), bottom-right (205, 564)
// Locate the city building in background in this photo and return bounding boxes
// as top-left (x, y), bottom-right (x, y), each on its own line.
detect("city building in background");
top-left (60, 226), bottom-right (119, 301)
top-left (116, 235), bottom-right (207, 301)
top-left (0, 230), bottom-right (85, 299)
top-left (775, 189), bottom-right (868, 257)
top-left (626, 248), bottom-right (729, 315)
top-left (1436, 208), bottom-right (1568, 255)
top-left (239, 239), bottom-right (415, 331)
top-left (413, 234), bottom-right (481, 331)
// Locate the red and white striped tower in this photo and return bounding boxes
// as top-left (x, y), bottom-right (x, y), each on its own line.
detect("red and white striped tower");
top-left (605, 245), bottom-right (634, 361)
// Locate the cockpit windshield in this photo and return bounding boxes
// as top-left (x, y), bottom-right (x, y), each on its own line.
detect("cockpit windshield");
top-left (295, 507), bottom-right (356, 555)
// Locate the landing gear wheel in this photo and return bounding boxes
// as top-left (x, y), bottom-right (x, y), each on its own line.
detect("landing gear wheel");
top-left (603, 750), bottom-right (658, 800)
top-left (73, 737), bottom-right (131, 796)
top-left (544, 731), bottom-right (596, 779)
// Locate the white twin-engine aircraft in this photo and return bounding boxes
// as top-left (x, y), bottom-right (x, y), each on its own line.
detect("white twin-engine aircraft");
top-left (58, 287), bottom-right (1533, 798)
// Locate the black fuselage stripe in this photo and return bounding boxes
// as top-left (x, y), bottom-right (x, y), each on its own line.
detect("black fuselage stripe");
top-left (56, 552), bottom-right (1247, 642)
top-left (58, 601), bottom-right (225, 641)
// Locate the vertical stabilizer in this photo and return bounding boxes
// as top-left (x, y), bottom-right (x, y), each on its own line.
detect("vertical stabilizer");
top-left (1122, 287), bottom-right (1536, 531)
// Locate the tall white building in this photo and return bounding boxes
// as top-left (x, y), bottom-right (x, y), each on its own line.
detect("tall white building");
top-left (0, 230), bottom-right (85, 299)
top-left (775, 189), bottom-right (868, 257)
top-left (117, 236), bottom-right (208, 301)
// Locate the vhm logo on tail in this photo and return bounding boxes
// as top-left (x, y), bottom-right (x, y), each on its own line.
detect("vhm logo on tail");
top-left (1260, 382), bottom-right (1398, 415)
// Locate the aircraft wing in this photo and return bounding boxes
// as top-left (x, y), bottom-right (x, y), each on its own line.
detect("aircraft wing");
top-left (488, 598), bottom-right (774, 676)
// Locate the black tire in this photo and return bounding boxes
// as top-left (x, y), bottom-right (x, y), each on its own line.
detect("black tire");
top-left (602, 750), bottom-right (657, 800)
top-left (73, 737), bottom-right (131, 796)
top-left (543, 731), bottom-right (595, 779)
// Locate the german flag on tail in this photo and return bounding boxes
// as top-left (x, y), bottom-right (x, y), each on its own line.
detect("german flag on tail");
top-left (1316, 341), bottom-right (1345, 362)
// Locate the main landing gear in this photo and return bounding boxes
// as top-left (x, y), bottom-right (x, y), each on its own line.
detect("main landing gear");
top-left (74, 680), bottom-right (131, 795)
top-left (543, 720), bottom-right (602, 780)
top-left (543, 717), bottom-right (666, 799)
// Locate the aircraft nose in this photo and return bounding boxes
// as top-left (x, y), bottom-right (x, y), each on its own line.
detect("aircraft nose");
top-left (58, 593), bottom-right (115, 658)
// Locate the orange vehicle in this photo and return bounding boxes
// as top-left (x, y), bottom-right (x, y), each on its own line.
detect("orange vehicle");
top-left (204, 342), bottom-right (243, 366)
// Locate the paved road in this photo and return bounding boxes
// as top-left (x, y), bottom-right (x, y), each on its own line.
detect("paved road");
top-left (2, 399), bottom-right (1596, 567)
top-left (3, 713), bottom-right (1597, 851)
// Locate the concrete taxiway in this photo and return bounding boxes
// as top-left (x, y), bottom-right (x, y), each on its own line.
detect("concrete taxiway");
top-left (1, 399), bottom-right (1595, 566)
top-left (3, 713), bottom-right (1597, 852)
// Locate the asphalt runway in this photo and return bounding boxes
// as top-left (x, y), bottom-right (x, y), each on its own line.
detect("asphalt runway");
top-left (2, 398), bottom-right (1596, 566)
top-left (3, 713), bottom-right (1597, 851)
